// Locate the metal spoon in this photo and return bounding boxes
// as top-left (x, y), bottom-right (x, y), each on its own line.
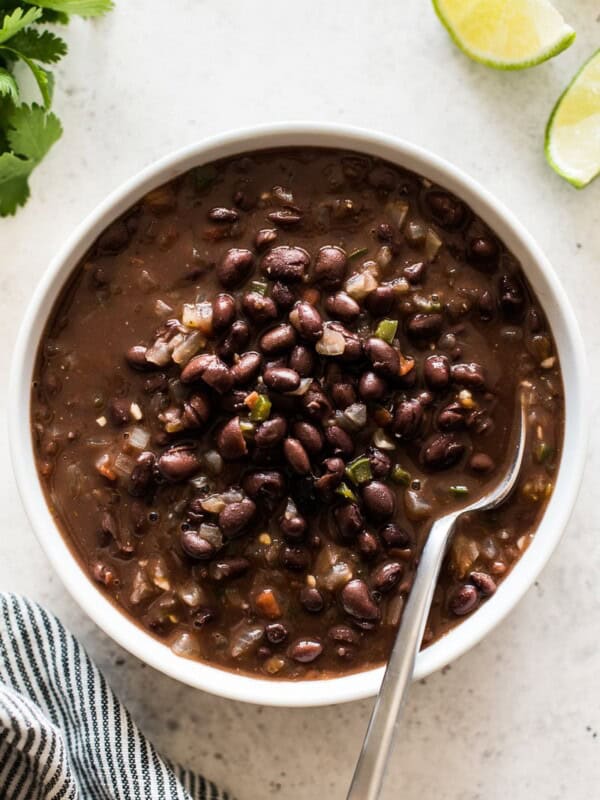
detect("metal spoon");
top-left (346, 391), bottom-right (528, 800)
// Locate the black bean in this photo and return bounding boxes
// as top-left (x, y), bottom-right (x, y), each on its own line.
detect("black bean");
top-left (254, 228), bottom-right (278, 251)
top-left (426, 191), bottom-right (466, 229)
top-left (221, 389), bottom-right (249, 414)
top-left (268, 209), bottom-right (302, 227)
top-left (392, 398), bottom-right (423, 439)
top-left (325, 291), bottom-right (361, 323)
top-left (262, 623), bottom-right (286, 645)
top-left (380, 523), bottom-right (411, 549)
top-left (421, 433), bottom-right (465, 470)
top-left (300, 586), bottom-right (324, 613)
top-left (279, 510), bottom-right (307, 540)
top-left (193, 608), bottom-right (217, 628)
top-left (301, 381), bottom-right (332, 420)
top-left (340, 580), bottom-right (380, 626)
top-left (218, 320), bottom-right (250, 361)
top-left (357, 530), bottom-right (380, 559)
top-left (364, 337), bottom-right (400, 378)
top-left (212, 293), bottom-right (236, 332)
top-left (128, 451), bottom-right (156, 497)
top-left (328, 624), bottom-right (359, 644)
top-left (314, 246), bottom-right (348, 289)
top-left (314, 457), bottom-right (345, 495)
top-left (451, 362), bottom-right (486, 390)
top-left (468, 235), bottom-right (498, 268)
top-left (181, 530), bottom-right (215, 560)
top-left (362, 481), bottom-right (396, 520)
top-left (499, 274), bottom-right (525, 321)
top-left (478, 290), bottom-right (495, 320)
top-left (424, 354), bottom-right (451, 390)
top-left (242, 292), bottom-right (278, 325)
top-left (219, 498), bottom-right (257, 538)
top-left (289, 638), bottom-right (323, 663)
top-left (324, 425), bottom-right (354, 456)
top-left (406, 313), bottom-right (444, 340)
top-left (109, 397), bottom-right (130, 426)
top-left (279, 545), bottom-right (310, 571)
top-left (208, 206), bottom-right (239, 223)
top-left (125, 344), bottom-right (152, 370)
top-left (181, 354), bottom-right (234, 394)
top-left (271, 281), bottom-right (296, 310)
top-left (217, 248), bottom-right (255, 288)
top-left (334, 503), bottom-right (364, 539)
top-left (449, 584), bottom-right (479, 616)
top-left (292, 421), bottom-right (323, 455)
top-left (368, 448), bottom-right (391, 478)
top-left (365, 286), bottom-right (394, 316)
top-left (264, 366), bottom-right (301, 393)
top-left (255, 415), bottom-right (287, 448)
top-left (216, 416), bottom-right (248, 460)
top-left (330, 381), bottom-right (357, 409)
top-left (231, 351), bottom-right (263, 385)
top-left (243, 470), bottom-right (286, 502)
top-left (289, 345), bottom-right (315, 377)
top-left (262, 246), bottom-right (310, 283)
top-left (289, 301), bottom-right (323, 343)
top-left (403, 262), bottom-right (426, 284)
top-left (283, 438), bottom-right (311, 475)
top-left (358, 371), bottom-right (388, 401)
top-left (143, 374), bottom-right (168, 394)
top-left (377, 222), bottom-right (394, 242)
top-left (371, 561), bottom-right (403, 593)
top-left (233, 190), bottom-right (256, 211)
top-left (157, 444), bottom-right (200, 481)
top-left (437, 402), bottom-right (468, 431)
top-left (328, 322), bottom-right (362, 361)
top-left (209, 557), bottom-right (251, 581)
top-left (182, 393), bottom-right (211, 428)
top-left (469, 452), bottom-right (495, 473)
top-left (259, 324), bottom-right (297, 355)
top-left (470, 571), bottom-right (497, 596)
top-left (97, 219), bottom-right (131, 254)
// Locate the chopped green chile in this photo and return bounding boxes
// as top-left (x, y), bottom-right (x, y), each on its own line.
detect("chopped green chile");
top-left (31, 146), bottom-right (564, 680)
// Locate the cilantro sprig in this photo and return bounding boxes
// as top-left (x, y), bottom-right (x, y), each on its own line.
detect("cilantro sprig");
top-left (0, 0), bottom-right (113, 215)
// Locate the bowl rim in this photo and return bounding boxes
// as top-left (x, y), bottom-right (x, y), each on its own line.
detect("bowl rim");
top-left (8, 121), bottom-right (588, 707)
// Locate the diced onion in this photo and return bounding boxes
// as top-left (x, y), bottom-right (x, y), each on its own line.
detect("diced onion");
top-left (385, 594), bottom-right (405, 627)
top-left (345, 270), bottom-right (379, 300)
top-left (171, 632), bottom-right (202, 658)
top-left (343, 403), bottom-right (367, 430)
top-left (182, 301), bottom-right (213, 335)
top-left (316, 326), bottom-right (346, 356)
top-left (203, 449), bottom-right (223, 475)
top-left (199, 523), bottom-right (223, 549)
top-left (220, 488), bottom-right (244, 505)
top-left (154, 298), bottom-right (173, 316)
top-left (230, 625), bottom-right (264, 658)
top-left (405, 221), bottom-right (427, 245)
top-left (145, 339), bottom-right (171, 366)
top-left (376, 245), bottom-right (393, 269)
top-left (113, 451), bottom-right (136, 478)
top-left (172, 331), bottom-right (205, 365)
top-left (189, 474), bottom-right (211, 491)
top-left (147, 556), bottom-right (170, 590)
top-left (128, 426), bottom-right (150, 451)
top-left (373, 428), bottom-right (396, 451)
top-left (425, 228), bottom-right (443, 261)
top-left (286, 377), bottom-right (313, 396)
top-left (385, 199), bottom-right (409, 228)
top-left (201, 495), bottom-right (226, 514)
top-left (178, 581), bottom-right (205, 608)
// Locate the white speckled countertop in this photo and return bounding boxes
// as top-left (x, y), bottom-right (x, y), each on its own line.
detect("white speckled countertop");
top-left (2, 2), bottom-right (599, 798)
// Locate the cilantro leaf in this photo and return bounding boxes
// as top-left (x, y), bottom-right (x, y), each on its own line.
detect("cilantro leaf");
top-left (0, 66), bottom-right (18, 102)
top-left (9, 28), bottom-right (67, 63)
top-left (0, 46), bottom-right (53, 106)
top-left (0, 151), bottom-right (34, 215)
top-left (7, 103), bottom-right (62, 161)
top-left (0, 7), bottom-right (42, 44)
top-left (24, 0), bottom-right (114, 18)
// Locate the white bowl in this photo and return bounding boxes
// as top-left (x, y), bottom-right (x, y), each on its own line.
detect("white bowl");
top-left (9, 123), bottom-right (588, 707)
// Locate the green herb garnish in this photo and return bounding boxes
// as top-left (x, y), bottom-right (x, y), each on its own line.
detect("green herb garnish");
top-left (345, 455), bottom-right (372, 486)
top-left (335, 481), bottom-right (358, 502)
top-left (249, 280), bottom-right (269, 296)
top-left (374, 318), bottom-right (399, 344)
top-left (449, 485), bottom-right (469, 497)
top-left (0, 1), bottom-right (113, 216)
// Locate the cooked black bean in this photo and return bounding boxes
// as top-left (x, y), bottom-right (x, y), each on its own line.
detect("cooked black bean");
top-left (242, 292), bottom-right (278, 325)
top-left (265, 622), bottom-right (288, 644)
top-left (279, 545), bottom-right (310, 571)
top-left (314, 246), bottom-right (347, 289)
top-left (449, 584), bottom-right (479, 616)
top-left (469, 452), bottom-right (495, 473)
top-left (182, 393), bottom-right (211, 429)
top-left (357, 530), bottom-right (380, 559)
top-left (479, 289), bottom-right (495, 320)
top-left (217, 248), bottom-right (254, 288)
top-left (255, 415), bottom-right (287, 448)
top-left (271, 281), bottom-right (296, 309)
top-left (334, 503), bottom-right (364, 539)
top-left (406, 313), bottom-right (444, 340)
top-left (217, 320), bottom-right (250, 361)
top-left (359, 371), bottom-right (388, 401)
top-left (243, 470), bottom-right (286, 502)
top-left (325, 291), bottom-right (361, 323)
top-left (208, 207), bottom-right (239, 223)
top-left (437, 401), bottom-right (468, 431)
top-left (365, 286), bottom-right (394, 316)
top-left (421, 434), bottom-right (465, 470)
top-left (380, 523), bottom-right (411, 549)
top-left (289, 345), bottom-right (315, 377)
top-left (324, 425), bottom-right (354, 456)
top-left (293, 421), bottom-right (324, 455)
top-left (289, 638), bottom-right (323, 663)
top-left (468, 235), bottom-right (498, 268)
top-left (470, 571), bottom-right (497, 596)
top-left (181, 354), bottom-right (234, 394)
top-left (328, 624), bottom-right (359, 644)
top-left (403, 261), bottom-right (426, 284)
top-left (219, 498), bottom-right (256, 538)
top-left (300, 586), bottom-right (324, 613)
top-left (231, 351), bottom-right (263, 385)
top-left (264, 366), bottom-right (301, 393)
top-left (392, 398), bottom-right (424, 439)
top-left (157, 444), bottom-right (200, 481)
top-left (302, 382), bottom-right (332, 420)
top-left (128, 451), bottom-right (156, 497)
top-left (362, 481), bottom-right (396, 520)
top-left (212, 293), bottom-right (236, 332)
top-left (289, 301), bottom-right (323, 343)
top-left (252, 228), bottom-right (276, 251)
top-left (283, 438), bottom-right (311, 475)
top-left (268, 209), bottom-right (302, 227)
top-left (499, 273), bottom-right (525, 321)
top-left (330, 381), bottom-right (357, 409)
top-left (314, 457), bottom-right (345, 494)
top-left (181, 530), bottom-right (215, 560)
top-left (217, 416), bottom-right (248, 460)
top-left (210, 557), bottom-right (251, 581)
top-left (262, 245), bottom-right (310, 283)
top-left (368, 448), bottom-right (391, 478)
top-left (259, 324), bottom-right (297, 354)
top-left (341, 580), bottom-right (380, 626)
top-left (109, 397), bottom-right (130, 426)
top-left (451, 362), bottom-right (486, 390)
top-left (279, 510), bottom-right (307, 540)
top-left (125, 344), bottom-right (152, 370)
top-left (424, 354), bottom-right (450, 390)
top-left (371, 561), bottom-right (403, 593)
top-left (364, 337), bottom-right (399, 378)
top-left (426, 191), bottom-right (466, 229)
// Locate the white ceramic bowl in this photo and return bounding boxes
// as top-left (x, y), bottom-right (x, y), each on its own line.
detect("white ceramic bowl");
top-left (9, 123), bottom-right (587, 707)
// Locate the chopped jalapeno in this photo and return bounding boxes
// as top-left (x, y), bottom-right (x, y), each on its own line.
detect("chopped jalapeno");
top-left (248, 394), bottom-right (272, 422)
top-left (449, 485), bottom-right (469, 497)
top-left (345, 456), bottom-right (373, 485)
top-left (249, 280), bottom-right (269, 296)
top-left (391, 465), bottom-right (411, 485)
top-left (348, 247), bottom-right (368, 261)
top-left (335, 482), bottom-right (358, 502)
top-left (374, 319), bottom-right (399, 344)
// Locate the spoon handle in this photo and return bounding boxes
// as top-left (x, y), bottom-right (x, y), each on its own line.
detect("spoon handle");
top-left (346, 513), bottom-right (458, 800)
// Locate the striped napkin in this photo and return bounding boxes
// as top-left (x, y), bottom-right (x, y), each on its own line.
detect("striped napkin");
top-left (0, 593), bottom-right (230, 800)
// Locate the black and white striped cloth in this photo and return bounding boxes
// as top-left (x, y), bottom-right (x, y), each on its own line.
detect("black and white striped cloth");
top-left (0, 594), bottom-right (230, 800)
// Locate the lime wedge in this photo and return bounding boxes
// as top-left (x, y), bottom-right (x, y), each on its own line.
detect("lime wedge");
top-left (432, 0), bottom-right (575, 70)
top-left (545, 49), bottom-right (600, 188)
